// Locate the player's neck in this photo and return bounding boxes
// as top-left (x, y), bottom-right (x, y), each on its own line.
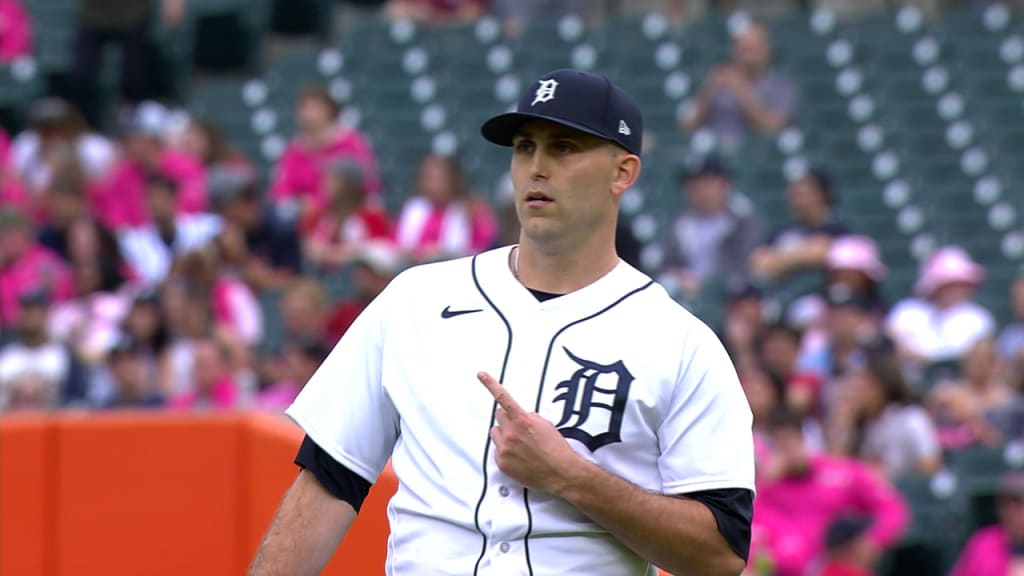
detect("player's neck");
top-left (512, 238), bottom-right (619, 295)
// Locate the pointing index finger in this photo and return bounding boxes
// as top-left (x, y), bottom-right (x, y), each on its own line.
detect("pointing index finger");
top-left (477, 371), bottom-right (523, 417)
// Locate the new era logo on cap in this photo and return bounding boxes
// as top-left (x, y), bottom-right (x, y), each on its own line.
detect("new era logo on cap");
top-left (480, 68), bottom-right (644, 156)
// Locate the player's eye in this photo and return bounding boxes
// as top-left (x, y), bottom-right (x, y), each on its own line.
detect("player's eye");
top-left (552, 140), bottom-right (576, 154)
top-left (514, 140), bottom-right (535, 153)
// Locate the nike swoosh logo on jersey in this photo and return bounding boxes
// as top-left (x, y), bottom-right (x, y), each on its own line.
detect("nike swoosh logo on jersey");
top-left (441, 306), bottom-right (483, 319)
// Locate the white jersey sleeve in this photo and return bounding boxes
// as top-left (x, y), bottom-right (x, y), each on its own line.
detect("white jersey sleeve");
top-left (285, 276), bottom-right (401, 484)
top-left (658, 320), bottom-right (755, 495)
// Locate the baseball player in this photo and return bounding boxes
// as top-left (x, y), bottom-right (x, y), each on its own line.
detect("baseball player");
top-left (249, 68), bottom-right (755, 576)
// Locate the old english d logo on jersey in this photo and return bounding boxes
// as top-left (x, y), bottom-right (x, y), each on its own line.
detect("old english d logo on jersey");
top-left (552, 347), bottom-right (633, 452)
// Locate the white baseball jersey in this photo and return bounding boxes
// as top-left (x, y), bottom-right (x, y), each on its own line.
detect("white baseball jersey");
top-left (286, 245), bottom-right (755, 575)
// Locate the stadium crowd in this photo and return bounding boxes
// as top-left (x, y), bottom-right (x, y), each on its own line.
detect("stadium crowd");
top-left (3, 0), bottom-right (1024, 575)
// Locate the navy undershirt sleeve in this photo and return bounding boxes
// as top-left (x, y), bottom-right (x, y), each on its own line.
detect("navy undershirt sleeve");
top-left (294, 435), bottom-right (372, 512)
top-left (679, 488), bottom-right (754, 562)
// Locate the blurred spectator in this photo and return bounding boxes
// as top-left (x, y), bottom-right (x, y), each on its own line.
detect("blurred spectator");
top-left (758, 323), bottom-right (823, 424)
top-left (175, 245), bottom-right (263, 349)
top-left (395, 153), bottom-right (497, 262)
top-left (179, 117), bottom-right (250, 172)
top-left (886, 246), bottom-right (994, 367)
top-left (8, 98), bottom-right (117, 197)
top-left (71, 0), bottom-right (186, 128)
top-left (97, 334), bottom-right (165, 409)
top-left (168, 337), bottom-right (238, 410)
top-left (0, 0), bottom-right (31, 63)
top-left (682, 21), bottom-right (798, 153)
top-left (721, 279), bottom-right (767, 370)
top-left (489, 0), bottom-right (583, 37)
top-left (998, 275), bottom-right (1024, 363)
top-left (301, 161), bottom-right (391, 271)
top-left (270, 86), bottom-right (382, 221)
top-left (798, 283), bottom-right (883, 399)
top-left (92, 101), bottom-right (207, 230)
top-left (660, 153), bottom-right (763, 297)
top-left (0, 291), bottom-right (72, 410)
top-left (753, 410), bottom-right (908, 576)
top-left (118, 172), bottom-right (222, 286)
top-left (255, 337), bottom-right (326, 411)
top-left (928, 338), bottom-right (1019, 450)
top-left (822, 235), bottom-right (888, 317)
top-left (829, 339), bottom-right (942, 478)
top-left (818, 515), bottom-right (877, 576)
top-left (65, 216), bottom-right (133, 287)
top-left (277, 278), bottom-right (332, 351)
top-left (36, 164), bottom-right (90, 259)
top-left (209, 165), bottom-right (302, 291)
top-left (160, 281), bottom-right (216, 398)
top-left (325, 240), bottom-right (403, 343)
top-left (749, 168), bottom-right (848, 283)
top-left (951, 471), bottom-right (1024, 576)
top-left (47, 251), bottom-right (133, 366)
top-left (385, 0), bottom-right (485, 23)
top-left (118, 290), bottom-right (172, 389)
top-left (0, 208), bottom-right (74, 327)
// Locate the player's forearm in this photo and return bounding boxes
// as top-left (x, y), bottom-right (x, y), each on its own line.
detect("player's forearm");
top-left (555, 460), bottom-right (745, 576)
top-left (248, 470), bottom-right (357, 576)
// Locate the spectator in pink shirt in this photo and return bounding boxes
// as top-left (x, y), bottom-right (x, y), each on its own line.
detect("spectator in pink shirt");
top-left (91, 102), bottom-right (207, 230)
top-left (255, 338), bottom-right (326, 412)
top-left (168, 337), bottom-right (238, 410)
top-left (0, 127), bottom-right (9, 166)
top-left (395, 153), bottom-right (498, 262)
top-left (754, 410), bottom-right (909, 576)
top-left (0, 0), bottom-right (32, 63)
top-left (951, 471), bottom-right (1024, 576)
top-left (270, 86), bottom-right (382, 221)
top-left (0, 127), bottom-right (29, 215)
top-left (0, 208), bottom-right (74, 327)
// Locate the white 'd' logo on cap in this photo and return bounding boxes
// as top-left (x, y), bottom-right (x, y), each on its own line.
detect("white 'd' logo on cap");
top-left (532, 79), bottom-right (559, 106)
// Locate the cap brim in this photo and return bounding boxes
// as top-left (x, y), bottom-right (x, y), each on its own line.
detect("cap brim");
top-left (481, 112), bottom-right (617, 149)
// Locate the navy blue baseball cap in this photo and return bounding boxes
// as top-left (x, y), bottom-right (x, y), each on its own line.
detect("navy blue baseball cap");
top-left (481, 69), bottom-right (644, 156)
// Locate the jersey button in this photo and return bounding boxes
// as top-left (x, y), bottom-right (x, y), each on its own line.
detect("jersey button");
top-left (500, 542), bottom-right (511, 553)
top-left (498, 485), bottom-right (510, 497)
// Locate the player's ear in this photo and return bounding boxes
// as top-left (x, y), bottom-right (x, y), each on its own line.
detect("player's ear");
top-left (610, 151), bottom-right (641, 198)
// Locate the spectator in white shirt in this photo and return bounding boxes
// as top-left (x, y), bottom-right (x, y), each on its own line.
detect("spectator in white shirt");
top-left (117, 172), bottom-right (221, 286)
top-left (0, 290), bottom-right (72, 410)
top-left (886, 246), bottom-right (994, 368)
top-left (830, 339), bottom-right (942, 479)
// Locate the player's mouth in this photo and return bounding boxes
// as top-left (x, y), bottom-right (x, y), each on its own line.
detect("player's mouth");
top-left (525, 191), bottom-right (554, 206)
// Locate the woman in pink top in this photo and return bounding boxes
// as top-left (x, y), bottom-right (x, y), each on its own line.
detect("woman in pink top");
top-left (754, 411), bottom-right (908, 576)
top-left (395, 153), bottom-right (498, 262)
top-left (952, 471), bottom-right (1024, 576)
top-left (0, 0), bottom-right (32, 63)
top-left (90, 102), bottom-right (207, 230)
top-left (270, 86), bottom-right (382, 218)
